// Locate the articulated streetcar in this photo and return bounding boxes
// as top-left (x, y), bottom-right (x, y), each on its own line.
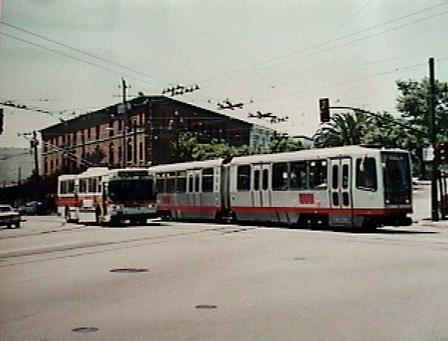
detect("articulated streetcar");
top-left (151, 146), bottom-right (413, 229)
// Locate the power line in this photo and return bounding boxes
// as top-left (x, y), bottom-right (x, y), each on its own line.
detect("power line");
top-left (0, 20), bottom-right (154, 82)
top-left (199, 2), bottom-right (448, 86)
top-left (0, 32), bottom-right (153, 87)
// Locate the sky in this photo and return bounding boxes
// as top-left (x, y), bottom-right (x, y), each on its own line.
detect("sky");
top-left (0, 0), bottom-right (447, 148)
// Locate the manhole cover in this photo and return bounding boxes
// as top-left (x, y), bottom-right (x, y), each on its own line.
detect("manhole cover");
top-left (293, 257), bottom-right (307, 261)
top-left (195, 304), bottom-right (217, 309)
top-left (110, 268), bottom-right (148, 273)
top-left (72, 327), bottom-right (99, 333)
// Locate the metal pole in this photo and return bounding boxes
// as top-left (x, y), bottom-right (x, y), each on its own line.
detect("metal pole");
top-left (121, 78), bottom-right (128, 168)
top-left (429, 57), bottom-right (439, 221)
top-left (32, 130), bottom-right (39, 178)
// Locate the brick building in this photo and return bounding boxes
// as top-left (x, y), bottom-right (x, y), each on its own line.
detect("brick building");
top-left (40, 96), bottom-right (258, 177)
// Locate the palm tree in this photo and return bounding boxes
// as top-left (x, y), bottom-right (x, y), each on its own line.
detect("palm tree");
top-left (313, 111), bottom-right (370, 148)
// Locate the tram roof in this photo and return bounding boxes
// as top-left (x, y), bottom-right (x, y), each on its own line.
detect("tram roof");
top-left (229, 146), bottom-right (407, 165)
top-left (149, 158), bottom-right (224, 172)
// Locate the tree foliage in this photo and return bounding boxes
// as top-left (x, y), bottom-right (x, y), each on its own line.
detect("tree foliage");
top-left (171, 132), bottom-right (305, 162)
top-left (313, 111), bottom-right (371, 148)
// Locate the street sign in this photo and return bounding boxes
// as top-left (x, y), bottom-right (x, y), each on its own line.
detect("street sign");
top-left (423, 146), bottom-right (434, 161)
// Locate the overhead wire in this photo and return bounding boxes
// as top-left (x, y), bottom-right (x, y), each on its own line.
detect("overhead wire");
top-left (0, 20), bottom-right (154, 82)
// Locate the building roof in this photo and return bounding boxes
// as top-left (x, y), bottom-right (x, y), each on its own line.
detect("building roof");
top-left (40, 95), bottom-right (253, 138)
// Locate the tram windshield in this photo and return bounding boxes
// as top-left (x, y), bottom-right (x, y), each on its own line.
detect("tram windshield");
top-left (108, 179), bottom-right (155, 201)
top-left (382, 152), bottom-right (411, 204)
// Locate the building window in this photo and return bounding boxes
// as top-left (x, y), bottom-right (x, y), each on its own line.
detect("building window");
top-left (139, 142), bottom-right (143, 162)
top-left (87, 128), bottom-right (91, 140)
top-left (118, 146), bottom-right (122, 161)
top-left (95, 125), bottom-right (100, 140)
top-left (109, 121), bottom-right (114, 137)
top-left (109, 143), bottom-right (114, 166)
top-left (118, 119), bottom-right (122, 131)
top-left (44, 158), bottom-right (48, 174)
top-left (127, 139), bottom-right (132, 162)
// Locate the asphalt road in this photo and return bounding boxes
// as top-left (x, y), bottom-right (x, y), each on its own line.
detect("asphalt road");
top-left (1, 211), bottom-right (448, 341)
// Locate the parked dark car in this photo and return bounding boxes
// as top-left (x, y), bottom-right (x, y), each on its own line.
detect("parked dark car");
top-left (18, 201), bottom-right (46, 215)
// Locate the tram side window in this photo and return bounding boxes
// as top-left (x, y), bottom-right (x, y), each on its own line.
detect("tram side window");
top-left (237, 165), bottom-right (251, 191)
top-left (202, 168), bottom-right (214, 192)
top-left (356, 157), bottom-right (377, 191)
top-left (309, 160), bottom-right (327, 189)
top-left (273, 163), bottom-right (288, 191)
top-left (176, 171), bottom-right (186, 193)
top-left (262, 169), bottom-right (269, 190)
top-left (290, 161), bottom-right (307, 190)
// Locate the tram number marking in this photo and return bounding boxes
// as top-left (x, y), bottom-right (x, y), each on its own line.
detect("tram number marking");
top-left (299, 193), bottom-right (314, 205)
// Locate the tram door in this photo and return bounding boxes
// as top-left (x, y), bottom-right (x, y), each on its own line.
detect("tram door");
top-left (252, 164), bottom-right (272, 220)
top-left (187, 170), bottom-right (201, 218)
top-left (329, 158), bottom-right (353, 222)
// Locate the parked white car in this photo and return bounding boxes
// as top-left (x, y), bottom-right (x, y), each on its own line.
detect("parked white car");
top-left (0, 205), bottom-right (21, 228)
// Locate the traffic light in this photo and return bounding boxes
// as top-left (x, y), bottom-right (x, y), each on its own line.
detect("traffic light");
top-left (440, 143), bottom-right (447, 163)
top-left (319, 98), bottom-right (330, 123)
top-left (0, 108), bottom-right (4, 135)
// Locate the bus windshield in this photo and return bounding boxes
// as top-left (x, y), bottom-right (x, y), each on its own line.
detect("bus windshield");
top-left (108, 179), bottom-right (155, 202)
top-left (382, 152), bottom-right (411, 204)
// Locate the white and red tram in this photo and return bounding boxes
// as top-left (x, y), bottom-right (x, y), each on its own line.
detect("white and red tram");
top-left (152, 146), bottom-right (413, 229)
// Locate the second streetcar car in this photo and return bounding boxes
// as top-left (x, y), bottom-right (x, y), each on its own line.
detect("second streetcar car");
top-left (151, 146), bottom-right (413, 229)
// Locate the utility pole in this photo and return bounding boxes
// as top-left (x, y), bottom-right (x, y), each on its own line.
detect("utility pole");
top-left (133, 120), bottom-right (137, 166)
top-left (31, 130), bottom-right (39, 179)
top-left (121, 78), bottom-right (130, 168)
top-left (18, 166), bottom-right (22, 185)
top-left (429, 57), bottom-right (439, 221)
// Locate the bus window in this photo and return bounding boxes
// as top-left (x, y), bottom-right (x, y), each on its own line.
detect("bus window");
top-left (202, 168), bottom-right (214, 192)
top-left (309, 160), bottom-right (327, 189)
top-left (290, 161), bottom-right (307, 190)
top-left (273, 163), bottom-right (288, 191)
top-left (156, 174), bottom-right (165, 193)
top-left (79, 179), bottom-right (87, 193)
top-left (237, 165), bottom-right (251, 191)
top-left (166, 173), bottom-right (176, 193)
top-left (356, 157), bottom-right (377, 191)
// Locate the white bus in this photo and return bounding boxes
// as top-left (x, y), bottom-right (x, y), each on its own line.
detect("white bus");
top-left (57, 174), bottom-right (79, 222)
top-left (58, 167), bottom-right (157, 225)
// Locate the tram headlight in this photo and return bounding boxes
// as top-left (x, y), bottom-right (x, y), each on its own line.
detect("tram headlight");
top-left (111, 204), bottom-right (123, 212)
